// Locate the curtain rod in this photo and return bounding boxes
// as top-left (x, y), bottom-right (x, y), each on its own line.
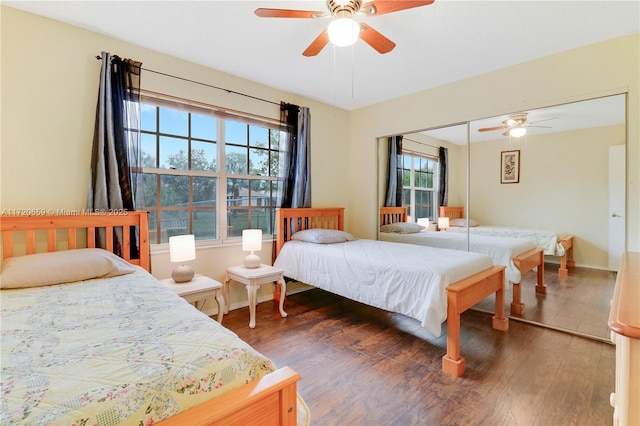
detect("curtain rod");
top-left (403, 137), bottom-right (440, 150)
top-left (96, 55), bottom-right (280, 106)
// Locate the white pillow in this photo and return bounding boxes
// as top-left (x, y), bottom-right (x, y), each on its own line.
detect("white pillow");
top-left (380, 222), bottom-right (425, 234)
top-left (449, 218), bottom-right (479, 227)
top-left (291, 228), bottom-right (356, 244)
top-left (0, 248), bottom-right (137, 289)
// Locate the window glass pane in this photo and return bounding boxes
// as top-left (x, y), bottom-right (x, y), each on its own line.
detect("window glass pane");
top-left (402, 169), bottom-right (411, 186)
top-left (225, 145), bottom-right (248, 174)
top-left (271, 130), bottom-right (282, 150)
top-left (403, 156), bottom-right (411, 169)
top-left (227, 177), bottom-right (248, 207)
top-left (191, 113), bottom-right (217, 141)
top-left (161, 210), bottom-right (190, 242)
top-left (160, 175), bottom-right (189, 207)
top-left (250, 208), bottom-right (270, 233)
top-left (141, 173), bottom-right (157, 207)
top-left (159, 107), bottom-right (188, 136)
top-left (249, 125), bottom-right (268, 148)
top-left (193, 209), bottom-right (216, 240)
top-left (249, 147), bottom-right (269, 176)
top-left (250, 179), bottom-right (270, 207)
top-left (227, 208), bottom-right (248, 237)
top-left (141, 133), bottom-right (157, 167)
top-left (159, 136), bottom-right (189, 170)
top-left (147, 211), bottom-right (159, 244)
top-left (225, 120), bottom-right (247, 145)
top-left (141, 104), bottom-right (156, 132)
top-left (193, 176), bottom-right (216, 207)
top-left (271, 148), bottom-right (285, 177)
top-left (415, 171), bottom-right (427, 188)
top-left (191, 141), bottom-right (216, 171)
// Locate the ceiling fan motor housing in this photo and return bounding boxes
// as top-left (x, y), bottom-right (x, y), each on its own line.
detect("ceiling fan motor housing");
top-left (327, 0), bottom-right (363, 17)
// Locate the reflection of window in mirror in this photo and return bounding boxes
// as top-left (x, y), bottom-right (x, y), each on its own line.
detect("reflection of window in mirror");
top-left (400, 151), bottom-right (437, 223)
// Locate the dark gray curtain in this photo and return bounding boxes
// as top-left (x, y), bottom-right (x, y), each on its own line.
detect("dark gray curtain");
top-left (438, 146), bottom-right (448, 207)
top-left (384, 135), bottom-right (403, 207)
top-left (280, 102), bottom-right (311, 208)
top-left (88, 52), bottom-right (142, 256)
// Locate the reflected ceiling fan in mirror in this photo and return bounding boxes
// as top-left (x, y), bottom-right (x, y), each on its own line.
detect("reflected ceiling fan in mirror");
top-left (478, 112), bottom-right (558, 138)
top-left (254, 0), bottom-right (435, 57)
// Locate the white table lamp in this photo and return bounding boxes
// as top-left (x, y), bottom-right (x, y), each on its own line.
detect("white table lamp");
top-left (242, 229), bottom-right (262, 269)
top-left (438, 217), bottom-right (449, 232)
top-left (417, 218), bottom-right (430, 228)
top-left (169, 234), bottom-right (196, 283)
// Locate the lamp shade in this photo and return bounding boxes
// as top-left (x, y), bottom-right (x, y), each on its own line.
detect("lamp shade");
top-left (437, 217), bottom-right (449, 231)
top-left (417, 218), bottom-right (430, 227)
top-left (242, 229), bottom-right (262, 252)
top-left (327, 18), bottom-right (360, 47)
top-left (242, 229), bottom-right (262, 268)
top-left (169, 234), bottom-right (196, 263)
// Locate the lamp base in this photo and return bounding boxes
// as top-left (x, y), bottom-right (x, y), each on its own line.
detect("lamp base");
top-left (243, 253), bottom-right (261, 269)
top-left (172, 265), bottom-right (194, 283)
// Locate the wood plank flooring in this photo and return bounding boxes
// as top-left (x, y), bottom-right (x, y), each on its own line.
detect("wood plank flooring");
top-left (474, 263), bottom-right (616, 341)
top-left (222, 287), bottom-right (615, 426)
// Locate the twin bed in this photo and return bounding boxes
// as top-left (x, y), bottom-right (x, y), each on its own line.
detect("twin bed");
top-left (273, 207), bottom-right (509, 377)
top-left (439, 206), bottom-right (575, 276)
top-left (379, 206), bottom-right (547, 316)
top-left (0, 212), bottom-right (305, 425)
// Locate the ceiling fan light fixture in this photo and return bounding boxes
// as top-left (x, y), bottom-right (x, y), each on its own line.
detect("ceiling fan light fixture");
top-left (327, 17), bottom-right (360, 47)
top-left (509, 126), bottom-right (527, 138)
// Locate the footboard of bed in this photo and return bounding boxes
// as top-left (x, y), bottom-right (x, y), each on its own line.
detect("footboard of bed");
top-left (443, 265), bottom-right (508, 377)
top-left (158, 367), bottom-right (301, 426)
top-left (558, 235), bottom-right (575, 276)
top-left (510, 247), bottom-right (546, 316)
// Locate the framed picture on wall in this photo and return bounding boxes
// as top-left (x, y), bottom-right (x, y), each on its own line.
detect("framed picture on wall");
top-left (500, 150), bottom-right (520, 184)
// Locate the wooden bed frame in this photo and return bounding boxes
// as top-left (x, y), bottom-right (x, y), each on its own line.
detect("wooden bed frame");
top-left (276, 207), bottom-right (509, 377)
top-left (381, 206), bottom-right (546, 316)
top-left (439, 206), bottom-right (575, 276)
top-left (0, 212), bottom-right (301, 426)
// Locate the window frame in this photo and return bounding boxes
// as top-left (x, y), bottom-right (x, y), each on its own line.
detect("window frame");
top-left (138, 94), bottom-right (284, 248)
top-left (401, 150), bottom-right (439, 222)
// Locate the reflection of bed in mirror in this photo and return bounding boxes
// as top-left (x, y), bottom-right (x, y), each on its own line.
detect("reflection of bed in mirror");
top-left (274, 207), bottom-right (509, 377)
top-left (440, 206), bottom-right (575, 276)
top-left (380, 206), bottom-right (546, 316)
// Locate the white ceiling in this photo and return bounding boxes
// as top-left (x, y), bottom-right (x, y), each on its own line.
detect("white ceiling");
top-left (5, 0), bottom-right (640, 112)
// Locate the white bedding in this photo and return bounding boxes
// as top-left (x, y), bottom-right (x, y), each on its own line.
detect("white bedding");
top-left (447, 225), bottom-right (566, 256)
top-left (274, 239), bottom-right (494, 337)
top-left (379, 231), bottom-right (536, 283)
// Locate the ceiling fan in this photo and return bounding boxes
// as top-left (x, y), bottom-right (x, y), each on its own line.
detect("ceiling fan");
top-left (478, 112), bottom-right (557, 138)
top-left (254, 0), bottom-right (435, 57)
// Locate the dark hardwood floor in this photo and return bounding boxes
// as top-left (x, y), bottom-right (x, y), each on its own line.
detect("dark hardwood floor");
top-left (222, 287), bottom-right (615, 426)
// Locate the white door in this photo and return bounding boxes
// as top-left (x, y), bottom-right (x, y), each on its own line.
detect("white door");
top-left (609, 144), bottom-right (626, 270)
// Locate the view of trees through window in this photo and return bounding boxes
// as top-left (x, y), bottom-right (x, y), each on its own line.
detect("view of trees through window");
top-left (139, 100), bottom-right (285, 244)
top-left (401, 153), bottom-right (438, 221)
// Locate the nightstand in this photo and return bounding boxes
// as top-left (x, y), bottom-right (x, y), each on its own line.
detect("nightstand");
top-left (223, 264), bottom-right (287, 328)
top-left (159, 274), bottom-right (225, 323)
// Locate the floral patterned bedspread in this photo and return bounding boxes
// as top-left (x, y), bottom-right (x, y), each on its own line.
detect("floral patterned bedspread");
top-left (0, 268), bottom-right (276, 425)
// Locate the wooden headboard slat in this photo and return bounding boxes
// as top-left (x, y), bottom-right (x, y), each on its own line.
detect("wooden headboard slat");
top-left (275, 208), bottom-right (345, 257)
top-left (439, 206), bottom-right (465, 220)
top-left (68, 228), bottom-right (77, 250)
top-left (0, 212), bottom-right (151, 272)
top-left (380, 206), bottom-right (408, 226)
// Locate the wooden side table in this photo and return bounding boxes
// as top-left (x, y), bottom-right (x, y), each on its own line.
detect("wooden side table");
top-left (224, 264), bottom-right (287, 328)
top-left (159, 275), bottom-right (225, 323)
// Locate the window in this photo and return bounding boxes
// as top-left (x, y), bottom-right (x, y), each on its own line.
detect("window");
top-left (401, 152), bottom-right (438, 221)
top-left (139, 98), bottom-right (285, 244)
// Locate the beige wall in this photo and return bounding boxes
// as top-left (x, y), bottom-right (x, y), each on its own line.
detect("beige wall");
top-left (0, 7), bottom-right (350, 313)
top-left (349, 33), bottom-right (640, 258)
top-left (469, 125), bottom-right (625, 269)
